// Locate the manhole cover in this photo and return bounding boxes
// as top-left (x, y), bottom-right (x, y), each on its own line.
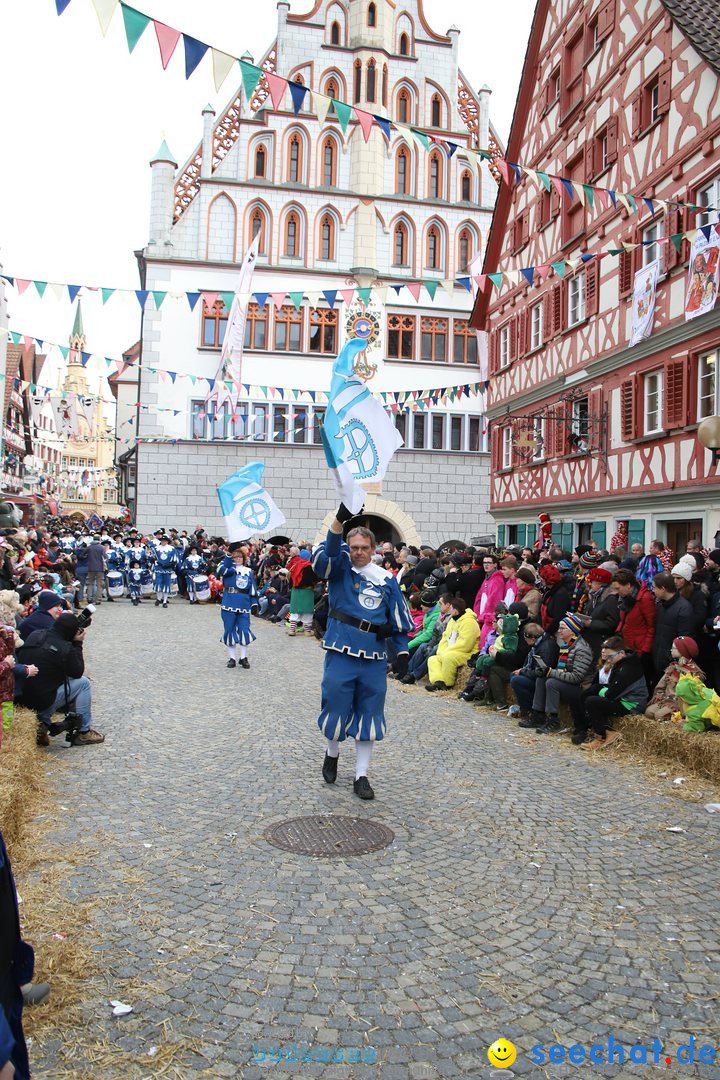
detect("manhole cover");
top-left (264, 815), bottom-right (394, 858)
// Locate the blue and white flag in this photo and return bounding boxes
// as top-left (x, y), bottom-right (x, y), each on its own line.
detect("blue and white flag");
top-left (216, 462), bottom-right (286, 542)
top-left (321, 338), bottom-right (403, 513)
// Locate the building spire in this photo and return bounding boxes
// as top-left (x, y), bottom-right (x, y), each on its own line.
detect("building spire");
top-left (70, 301), bottom-right (86, 352)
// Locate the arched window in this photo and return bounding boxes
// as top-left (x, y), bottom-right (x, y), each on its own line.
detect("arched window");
top-left (429, 153), bottom-right (442, 199)
top-left (397, 89), bottom-right (410, 124)
top-left (368, 2), bottom-right (376, 26)
top-left (458, 229), bottom-right (472, 273)
top-left (427, 225), bottom-right (439, 269)
top-left (285, 212), bottom-right (299, 257)
top-left (326, 78), bottom-right (338, 100)
top-left (322, 138), bottom-right (336, 186)
top-left (254, 145), bottom-right (266, 178)
top-left (250, 208), bottom-right (267, 254)
top-left (320, 214), bottom-right (335, 260)
top-left (461, 170), bottom-right (472, 201)
top-left (399, 32), bottom-right (409, 56)
top-left (382, 65), bottom-right (388, 108)
top-left (367, 60), bottom-right (376, 103)
top-left (396, 147), bottom-right (409, 195)
top-left (288, 135), bottom-right (301, 183)
top-left (431, 94), bottom-right (442, 128)
top-left (354, 61), bottom-right (362, 104)
top-left (330, 20), bottom-right (340, 44)
top-left (394, 222), bottom-right (408, 265)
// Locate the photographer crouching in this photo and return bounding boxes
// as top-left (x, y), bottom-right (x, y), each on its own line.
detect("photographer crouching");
top-left (16, 606), bottom-right (104, 746)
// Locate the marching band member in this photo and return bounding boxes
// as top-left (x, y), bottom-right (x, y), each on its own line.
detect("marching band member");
top-left (218, 544), bottom-right (257, 668)
top-left (153, 535), bottom-right (179, 609)
top-left (127, 560), bottom-right (144, 606)
top-left (181, 544), bottom-right (206, 604)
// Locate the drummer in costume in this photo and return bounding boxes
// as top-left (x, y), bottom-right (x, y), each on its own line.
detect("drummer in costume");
top-left (312, 504), bottom-right (414, 801)
top-left (153, 536), bottom-right (178, 608)
top-left (104, 541), bottom-right (124, 603)
top-left (181, 544), bottom-right (207, 604)
top-left (127, 560), bottom-right (144, 606)
top-left (218, 543), bottom-right (257, 668)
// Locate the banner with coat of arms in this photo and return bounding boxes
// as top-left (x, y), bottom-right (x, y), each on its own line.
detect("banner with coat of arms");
top-left (630, 259), bottom-right (660, 346)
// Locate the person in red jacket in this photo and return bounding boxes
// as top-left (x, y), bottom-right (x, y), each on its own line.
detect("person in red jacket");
top-left (612, 568), bottom-right (656, 684)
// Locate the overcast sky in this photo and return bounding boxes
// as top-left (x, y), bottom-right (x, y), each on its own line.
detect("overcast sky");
top-left (1, 0), bottom-right (535, 387)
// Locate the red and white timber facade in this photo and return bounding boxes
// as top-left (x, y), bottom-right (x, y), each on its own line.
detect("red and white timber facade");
top-left (471, 0), bottom-right (720, 556)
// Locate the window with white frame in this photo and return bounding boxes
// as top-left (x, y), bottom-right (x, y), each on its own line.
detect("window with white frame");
top-left (432, 414), bottom-right (445, 450)
top-left (252, 404), bottom-right (268, 440)
top-left (531, 301), bottom-right (543, 350)
top-left (499, 324), bottom-right (510, 367)
top-left (293, 406), bottom-right (308, 443)
top-left (412, 412), bottom-right (426, 449)
top-left (532, 415), bottom-right (545, 461)
top-left (649, 81), bottom-right (660, 125)
top-left (469, 416), bottom-right (487, 452)
top-left (568, 271), bottom-right (586, 327)
top-left (644, 370), bottom-right (664, 434)
top-left (501, 426), bottom-right (513, 469)
top-left (698, 176), bottom-right (720, 229)
top-left (698, 348), bottom-right (718, 419)
top-left (450, 414), bottom-right (463, 451)
top-left (642, 220), bottom-right (663, 267)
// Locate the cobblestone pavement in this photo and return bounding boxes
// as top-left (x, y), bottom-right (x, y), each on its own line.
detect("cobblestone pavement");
top-left (28, 599), bottom-right (720, 1079)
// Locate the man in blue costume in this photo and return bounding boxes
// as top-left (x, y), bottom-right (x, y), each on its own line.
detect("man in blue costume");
top-left (218, 543), bottom-right (258, 668)
top-left (312, 504), bottom-right (414, 800)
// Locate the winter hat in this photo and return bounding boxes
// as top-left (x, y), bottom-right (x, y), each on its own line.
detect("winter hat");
top-left (556, 559), bottom-right (573, 573)
top-left (706, 549), bottom-right (720, 567)
top-left (405, 554), bottom-right (419, 567)
top-left (508, 601), bottom-right (529, 621)
top-left (539, 563), bottom-right (563, 585)
top-left (494, 602), bottom-right (509, 616)
top-left (680, 553), bottom-right (698, 569)
top-left (516, 567), bottom-right (537, 586)
top-left (575, 543), bottom-right (593, 558)
top-left (579, 550), bottom-right (602, 569)
top-left (671, 562), bottom-right (692, 582)
top-left (419, 588), bottom-right (438, 605)
top-left (560, 614), bottom-right (584, 637)
top-left (673, 636), bottom-right (699, 659)
top-left (54, 613), bottom-right (81, 641)
top-left (37, 590), bottom-right (64, 613)
top-left (299, 548), bottom-right (311, 560)
top-left (587, 567), bottom-right (613, 584)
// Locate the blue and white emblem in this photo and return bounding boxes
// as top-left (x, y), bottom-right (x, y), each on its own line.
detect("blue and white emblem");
top-left (236, 495), bottom-right (271, 531)
top-left (336, 420), bottom-right (378, 479)
top-left (358, 582), bottom-right (383, 611)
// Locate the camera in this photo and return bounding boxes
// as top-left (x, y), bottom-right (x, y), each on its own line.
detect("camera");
top-left (77, 604), bottom-right (95, 630)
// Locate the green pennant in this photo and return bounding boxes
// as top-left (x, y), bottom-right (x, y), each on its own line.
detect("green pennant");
top-left (240, 60), bottom-right (262, 101)
top-left (607, 247), bottom-right (623, 255)
top-left (34, 281), bottom-right (47, 298)
top-left (356, 287), bottom-right (371, 306)
top-left (417, 399), bottom-right (426, 411)
top-left (671, 234), bottom-right (683, 253)
top-left (260, 385), bottom-right (268, 396)
top-left (551, 260), bottom-right (566, 278)
top-left (225, 380), bottom-right (234, 390)
top-left (29, 382), bottom-right (36, 393)
top-left (147, 366), bottom-right (157, 374)
top-left (189, 375), bottom-right (196, 385)
top-left (582, 184), bottom-right (595, 209)
top-left (9, 332), bottom-right (21, 345)
top-left (152, 291), bottom-right (166, 309)
top-left (626, 194), bottom-right (637, 213)
top-left (332, 98), bottom-right (352, 134)
top-left (424, 280), bottom-right (438, 300)
top-left (59, 345), bottom-right (69, 359)
top-left (289, 291), bottom-right (304, 310)
top-left (488, 273), bottom-right (503, 288)
top-left (411, 128), bottom-right (430, 150)
top-left (537, 171), bottom-right (551, 192)
top-left (292, 389), bottom-right (299, 399)
top-left (101, 288), bottom-right (115, 304)
top-left (220, 292), bottom-right (234, 309)
top-left (121, 4), bottom-right (150, 52)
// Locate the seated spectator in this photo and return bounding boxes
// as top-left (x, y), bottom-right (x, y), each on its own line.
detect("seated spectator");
top-left (400, 593), bottom-right (453, 685)
top-left (407, 593), bottom-right (426, 636)
top-left (538, 563), bottom-right (573, 634)
top-left (425, 597), bottom-right (480, 692)
top-left (574, 635), bottom-right (648, 750)
top-left (458, 606), bottom-right (507, 703)
top-left (576, 567), bottom-right (620, 657)
top-left (457, 553), bottom-right (485, 610)
top-left (652, 573), bottom-right (695, 682)
top-left (18, 590), bottom-right (66, 639)
top-left (462, 603), bottom-right (529, 709)
top-left (392, 589), bottom-right (439, 678)
top-left (520, 614), bottom-right (594, 733)
top-left (510, 623), bottom-right (559, 719)
top-left (515, 567), bottom-right (541, 621)
top-left (646, 636), bottom-right (704, 721)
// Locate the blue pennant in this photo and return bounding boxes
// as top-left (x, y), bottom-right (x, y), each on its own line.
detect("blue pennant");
top-left (288, 81), bottom-right (308, 115)
top-left (520, 268), bottom-right (535, 285)
top-left (0, 275), bottom-right (13, 285)
top-left (183, 34), bottom-right (209, 79)
top-left (68, 285), bottom-right (81, 303)
top-left (373, 115), bottom-right (392, 140)
top-left (391, 284), bottom-right (404, 294)
top-left (457, 277), bottom-right (472, 291)
top-left (322, 290), bottom-right (337, 309)
top-left (509, 161), bottom-right (523, 184)
top-left (560, 178), bottom-right (575, 202)
top-left (55, 0), bottom-right (72, 12)
top-left (607, 190), bottom-right (617, 209)
top-left (186, 291), bottom-right (201, 310)
top-left (446, 141), bottom-right (458, 159)
top-left (255, 292), bottom-right (269, 311)
top-left (642, 197), bottom-right (655, 214)
top-left (700, 224), bottom-right (714, 242)
top-left (80, 351), bottom-right (91, 367)
top-left (135, 289), bottom-right (149, 308)
top-left (580, 254), bottom-right (595, 262)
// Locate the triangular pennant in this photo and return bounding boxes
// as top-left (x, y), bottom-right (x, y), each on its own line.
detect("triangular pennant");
top-left (476, 274), bottom-right (489, 292)
top-left (607, 189), bottom-right (617, 209)
top-left (457, 276), bottom-right (472, 292)
top-left (59, 345), bottom-right (69, 360)
top-left (121, 4), bottom-right (150, 52)
top-left (409, 128), bottom-right (430, 151)
top-left (537, 170), bottom-right (552, 192)
top-left (92, 0), bottom-right (117, 36)
top-left (521, 166), bottom-right (539, 185)
top-left (505, 270), bottom-right (521, 287)
top-left (211, 49), bottom-right (235, 93)
top-left (202, 291), bottom-right (219, 310)
top-left (572, 182), bottom-right (586, 206)
top-left (582, 184), bottom-right (595, 209)
top-left (446, 141), bottom-right (459, 159)
top-left (220, 291), bottom-right (234, 309)
top-left (56, 0), bottom-right (72, 12)
top-left (333, 98), bottom-right (352, 134)
top-left (406, 282), bottom-right (422, 302)
top-left (356, 287), bottom-right (372, 306)
top-left (561, 178), bottom-right (575, 202)
top-left (354, 107), bottom-right (374, 142)
top-left (594, 187), bottom-right (609, 210)
top-left (439, 279), bottom-right (456, 296)
top-left (670, 233), bottom-right (683, 253)
top-left (186, 291), bottom-right (201, 310)
top-left (154, 20), bottom-right (181, 69)
top-left (289, 291), bottom-right (304, 310)
top-left (373, 114), bottom-right (392, 140)
top-left (15, 279), bottom-right (31, 295)
top-left (520, 268), bottom-right (535, 286)
top-left (339, 289), bottom-right (355, 305)
top-left (700, 224), bottom-right (714, 242)
top-left (642, 197), bottom-right (655, 215)
top-left (265, 72), bottom-right (288, 110)
top-left (183, 34), bottom-right (209, 79)
top-left (271, 292), bottom-right (287, 310)
top-left (68, 285), bottom-right (81, 303)
top-left (34, 281), bottom-right (47, 298)
top-left (135, 289), bottom-right (149, 308)
top-left (240, 59), bottom-right (262, 100)
top-left (152, 291), bottom-right (166, 309)
top-left (626, 194), bottom-right (637, 213)
top-left (168, 371), bottom-right (177, 383)
top-left (288, 80), bottom-right (308, 115)
top-left (322, 290), bottom-right (337, 309)
top-left (551, 261), bottom-right (566, 278)
top-left (508, 161), bottom-right (522, 184)
top-left (550, 175), bottom-right (565, 201)
top-left (311, 91), bottom-right (332, 125)
top-left (254, 292), bottom-right (269, 311)
top-left (496, 158), bottom-right (512, 186)
top-left (100, 287), bottom-right (114, 304)
top-left (424, 280), bottom-right (438, 300)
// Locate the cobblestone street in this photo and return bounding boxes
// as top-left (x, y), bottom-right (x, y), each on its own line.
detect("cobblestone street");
top-left (28, 600), bottom-right (720, 1079)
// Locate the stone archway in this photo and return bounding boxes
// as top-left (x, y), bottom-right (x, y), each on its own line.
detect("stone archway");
top-left (314, 493), bottom-right (421, 547)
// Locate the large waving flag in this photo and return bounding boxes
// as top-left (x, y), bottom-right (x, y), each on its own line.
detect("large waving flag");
top-left (321, 338), bottom-right (403, 513)
top-left (206, 233), bottom-right (261, 414)
top-left (216, 461), bottom-right (286, 542)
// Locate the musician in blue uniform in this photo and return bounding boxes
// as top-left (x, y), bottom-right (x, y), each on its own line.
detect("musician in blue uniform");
top-left (181, 544), bottom-right (206, 604)
top-left (103, 541), bottom-right (124, 603)
top-left (312, 504), bottom-right (414, 801)
top-left (127, 561), bottom-right (145, 606)
top-left (218, 544), bottom-right (257, 668)
top-left (153, 537), bottom-right (178, 608)
top-left (125, 538), bottom-right (150, 571)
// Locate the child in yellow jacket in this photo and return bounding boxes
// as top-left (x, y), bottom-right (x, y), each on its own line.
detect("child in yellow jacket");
top-left (426, 597), bottom-right (480, 691)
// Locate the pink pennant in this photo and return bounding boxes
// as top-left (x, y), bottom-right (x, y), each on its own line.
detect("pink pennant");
top-left (154, 20), bottom-right (181, 70)
top-left (354, 107), bottom-right (374, 142)
top-left (496, 158), bottom-right (512, 186)
top-left (16, 279), bottom-right (31, 295)
top-left (271, 292), bottom-right (287, 310)
top-left (115, 361), bottom-right (127, 375)
top-left (594, 187), bottom-right (610, 210)
top-left (535, 264), bottom-right (552, 282)
top-left (22, 335), bottom-right (34, 348)
top-left (550, 175), bottom-right (565, 201)
top-left (339, 289), bottom-right (355, 305)
top-left (475, 274), bottom-right (488, 292)
top-left (202, 291), bottom-right (219, 311)
top-left (266, 72), bottom-right (288, 110)
top-left (406, 282), bottom-right (422, 302)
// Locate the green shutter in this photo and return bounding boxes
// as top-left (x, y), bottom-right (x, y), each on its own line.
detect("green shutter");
top-left (560, 522), bottom-right (574, 551)
top-left (497, 524), bottom-right (506, 548)
top-left (516, 524), bottom-right (527, 546)
top-left (627, 519), bottom-right (645, 548)
top-left (592, 521), bottom-right (607, 550)
top-left (551, 524), bottom-right (561, 545)
top-left (528, 523), bottom-right (537, 547)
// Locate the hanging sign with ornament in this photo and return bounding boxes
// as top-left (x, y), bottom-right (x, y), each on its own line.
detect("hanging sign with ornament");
top-left (345, 308), bottom-right (381, 381)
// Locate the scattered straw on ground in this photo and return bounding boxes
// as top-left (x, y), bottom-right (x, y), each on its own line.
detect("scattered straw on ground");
top-left (0, 706), bottom-right (49, 850)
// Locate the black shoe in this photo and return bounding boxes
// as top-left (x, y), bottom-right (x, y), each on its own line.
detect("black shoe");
top-left (226, 659), bottom-right (236, 668)
top-left (425, 681), bottom-right (445, 692)
top-left (536, 716), bottom-right (566, 734)
top-left (571, 731), bottom-right (589, 745)
top-left (400, 675), bottom-right (416, 684)
top-left (519, 711), bottom-right (545, 729)
top-left (322, 753), bottom-right (338, 784)
top-left (354, 776), bottom-right (374, 800)
top-left (239, 657), bottom-right (250, 669)
top-left (107, 597), bottom-right (114, 603)
top-left (155, 599), bottom-right (161, 607)
top-left (458, 691), bottom-right (471, 701)
top-left (163, 601), bottom-right (168, 608)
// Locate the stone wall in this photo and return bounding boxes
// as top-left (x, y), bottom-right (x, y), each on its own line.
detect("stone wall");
top-left (135, 441), bottom-right (491, 547)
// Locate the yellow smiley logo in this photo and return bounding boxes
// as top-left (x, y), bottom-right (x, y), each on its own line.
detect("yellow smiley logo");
top-left (488, 1039), bottom-right (517, 1068)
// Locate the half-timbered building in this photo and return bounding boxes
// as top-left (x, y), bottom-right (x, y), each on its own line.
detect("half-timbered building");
top-left (471, 0), bottom-right (720, 556)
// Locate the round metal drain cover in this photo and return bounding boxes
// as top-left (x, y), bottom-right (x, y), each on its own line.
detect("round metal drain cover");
top-left (264, 815), bottom-right (394, 858)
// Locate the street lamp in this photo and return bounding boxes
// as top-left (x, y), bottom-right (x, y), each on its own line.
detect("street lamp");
top-left (697, 416), bottom-right (720, 465)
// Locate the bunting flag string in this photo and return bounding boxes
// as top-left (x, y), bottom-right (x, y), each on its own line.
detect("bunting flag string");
top-left (53, 1), bottom-right (720, 220)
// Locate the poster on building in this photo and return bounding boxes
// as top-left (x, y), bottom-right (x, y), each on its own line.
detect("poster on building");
top-left (50, 394), bottom-right (78, 438)
top-left (685, 226), bottom-right (720, 321)
top-left (630, 259), bottom-right (660, 346)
